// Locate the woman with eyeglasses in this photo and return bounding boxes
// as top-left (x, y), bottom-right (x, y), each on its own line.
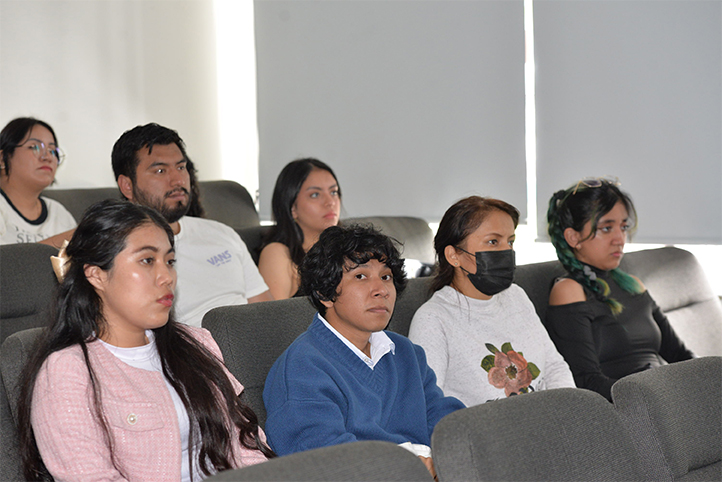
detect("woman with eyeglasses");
top-left (408, 196), bottom-right (574, 407)
top-left (0, 117), bottom-right (76, 246)
top-left (545, 178), bottom-right (693, 401)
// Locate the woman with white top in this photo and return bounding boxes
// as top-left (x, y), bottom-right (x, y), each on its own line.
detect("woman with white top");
top-left (0, 117), bottom-right (75, 246)
top-left (409, 196), bottom-right (574, 406)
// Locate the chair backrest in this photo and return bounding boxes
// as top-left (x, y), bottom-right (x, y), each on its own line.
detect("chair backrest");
top-left (237, 216), bottom-right (435, 267)
top-left (0, 328), bottom-right (44, 482)
top-left (43, 180), bottom-right (259, 230)
top-left (202, 277), bottom-right (432, 428)
top-left (203, 297), bottom-right (316, 428)
top-left (344, 216), bottom-right (435, 265)
top-left (205, 440), bottom-right (434, 481)
top-left (198, 180), bottom-right (260, 229)
top-left (0, 243), bottom-right (58, 343)
top-left (41, 186), bottom-right (120, 221)
top-left (0, 371), bottom-right (22, 481)
top-left (432, 387), bottom-right (645, 482)
top-left (514, 259), bottom-right (566, 322)
top-left (612, 357), bottom-right (722, 481)
top-left (619, 247), bottom-right (722, 357)
top-left (514, 247), bottom-right (722, 357)
top-left (386, 277), bottom-right (433, 337)
top-left (236, 225), bottom-right (272, 265)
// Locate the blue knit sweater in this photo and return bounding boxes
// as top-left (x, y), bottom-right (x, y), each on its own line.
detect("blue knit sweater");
top-left (263, 314), bottom-right (465, 456)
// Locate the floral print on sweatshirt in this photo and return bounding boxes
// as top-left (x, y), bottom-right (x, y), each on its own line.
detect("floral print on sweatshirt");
top-left (481, 342), bottom-right (540, 397)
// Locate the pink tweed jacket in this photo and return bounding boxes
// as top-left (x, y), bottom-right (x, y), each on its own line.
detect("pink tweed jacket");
top-left (31, 326), bottom-right (268, 482)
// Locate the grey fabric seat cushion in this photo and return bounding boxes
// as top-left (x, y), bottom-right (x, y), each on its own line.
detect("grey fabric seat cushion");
top-left (203, 297), bottom-right (316, 428)
top-left (432, 387), bottom-right (645, 482)
top-left (1, 328), bottom-right (43, 424)
top-left (205, 440), bottom-right (434, 481)
top-left (0, 327), bottom-right (44, 482)
top-left (619, 248), bottom-right (722, 357)
top-left (612, 357), bottom-right (722, 481)
top-left (238, 216), bottom-right (435, 267)
top-left (514, 259), bottom-right (566, 322)
top-left (43, 180), bottom-right (260, 231)
top-left (0, 243), bottom-right (58, 343)
top-left (344, 216), bottom-right (435, 265)
top-left (0, 372), bottom-right (22, 482)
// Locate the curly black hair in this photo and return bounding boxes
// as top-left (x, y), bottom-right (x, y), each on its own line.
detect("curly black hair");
top-left (300, 224), bottom-right (408, 315)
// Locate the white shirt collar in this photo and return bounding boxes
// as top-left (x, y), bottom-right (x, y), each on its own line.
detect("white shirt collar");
top-left (318, 314), bottom-right (395, 369)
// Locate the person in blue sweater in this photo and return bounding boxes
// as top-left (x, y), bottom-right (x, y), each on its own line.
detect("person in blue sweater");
top-left (263, 224), bottom-right (465, 478)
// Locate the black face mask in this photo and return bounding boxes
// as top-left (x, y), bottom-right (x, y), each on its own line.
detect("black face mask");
top-left (457, 248), bottom-right (515, 296)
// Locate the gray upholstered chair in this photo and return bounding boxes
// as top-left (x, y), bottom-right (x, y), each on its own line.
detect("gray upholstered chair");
top-left (612, 357), bottom-right (722, 481)
top-left (237, 216), bottom-right (435, 268)
top-left (0, 372), bottom-right (22, 482)
top-left (43, 180), bottom-right (260, 231)
top-left (344, 216), bottom-right (436, 265)
top-left (236, 225), bottom-right (272, 265)
top-left (202, 277), bottom-right (432, 428)
top-left (0, 243), bottom-right (58, 343)
top-left (197, 180), bottom-right (260, 230)
top-left (0, 328), bottom-right (43, 482)
top-left (514, 258), bottom-right (566, 322)
top-left (431, 387), bottom-right (646, 482)
top-left (619, 247), bottom-right (722, 357)
top-left (41, 185), bottom-right (119, 222)
top-left (386, 277), bottom-right (433, 337)
top-left (203, 297), bottom-right (316, 429)
top-left (205, 440), bottom-right (434, 481)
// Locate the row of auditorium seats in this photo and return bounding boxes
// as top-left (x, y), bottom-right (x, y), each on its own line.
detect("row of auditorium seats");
top-left (203, 359), bottom-right (719, 482)
top-left (2, 244), bottom-right (721, 480)
top-left (1, 181), bottom-right (721, 480)
top-left (3, 331), bottom-right (720, 481)
top-left (42, 181), bottom-right (437, 265)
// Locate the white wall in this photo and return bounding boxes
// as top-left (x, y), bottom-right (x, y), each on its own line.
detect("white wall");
top-left (0, 0), bottom-right (222, 188)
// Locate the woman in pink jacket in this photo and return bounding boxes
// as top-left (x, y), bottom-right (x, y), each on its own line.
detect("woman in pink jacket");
top-left (17, 199), bottom-right (273, 482)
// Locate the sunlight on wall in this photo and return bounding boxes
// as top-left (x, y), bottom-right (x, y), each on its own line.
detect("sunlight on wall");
top-left (214, 0), bottom-right (259, 208)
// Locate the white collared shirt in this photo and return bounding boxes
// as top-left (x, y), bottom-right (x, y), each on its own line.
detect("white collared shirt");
top-left (318, 314), bottom-right (395, 369)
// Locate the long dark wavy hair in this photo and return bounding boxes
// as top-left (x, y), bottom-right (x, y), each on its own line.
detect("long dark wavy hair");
top-left (431, 196), bottom-right (520, 293)
top-left (547, 179), bottom-right (642, 314)
top-left (17, 199), bottom-right (273, 481)
top-left (263, 158), bottom-right (341, 267)
top-left (0, 117), bottom-right (59, 179)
